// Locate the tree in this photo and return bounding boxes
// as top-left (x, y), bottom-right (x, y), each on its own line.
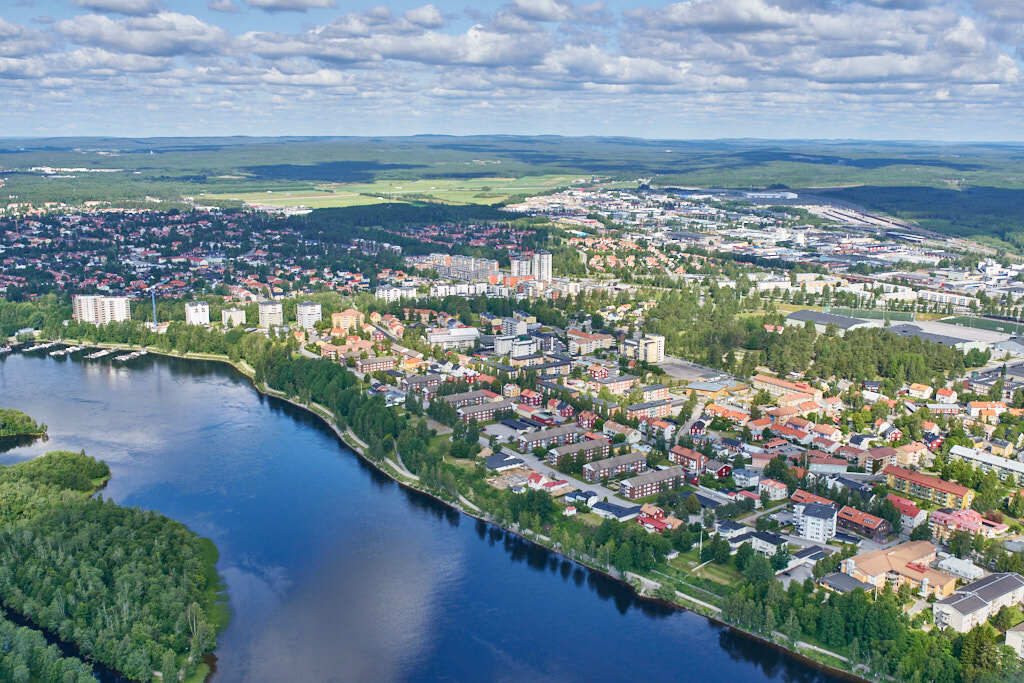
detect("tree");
top-left (684, 494), bottom-right (701, 515)
top-left (910, 523), bottom-right (932, 541)
top-left (771, 544), bottom-right (791, 571)
top-left (734, 541), bottom-right (755, 571)
top-left (949, 530), bottom-right (974, 559)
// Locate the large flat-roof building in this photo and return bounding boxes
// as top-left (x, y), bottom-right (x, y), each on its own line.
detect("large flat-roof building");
top-left (258, 300), bottom-right (284, 329)
top-left (184, 301), bottom-right (210, 326)
top-left (221, 307), bottom-right (246, 327)
top-left (72, 295), bottom-right (131, 325)
top-left (296, 301), bottom-right (322, 330)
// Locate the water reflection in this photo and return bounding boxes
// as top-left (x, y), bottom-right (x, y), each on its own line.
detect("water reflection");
top-left (0, 353), bottom-right (846, 683)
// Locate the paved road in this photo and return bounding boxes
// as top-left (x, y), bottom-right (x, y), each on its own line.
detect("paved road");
top-left (512, 446), bottom-right (634, 506)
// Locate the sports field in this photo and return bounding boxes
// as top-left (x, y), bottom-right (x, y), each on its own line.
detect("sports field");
top-left (941, 316), bottom-right (1024, 335)
top-left (830, 307), bottom-right (915, 321)
top-left (198, 174), bottom-right (581, 208)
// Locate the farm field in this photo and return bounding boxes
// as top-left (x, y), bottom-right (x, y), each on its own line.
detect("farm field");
top-left (198, 174), bottom-right (582, 208)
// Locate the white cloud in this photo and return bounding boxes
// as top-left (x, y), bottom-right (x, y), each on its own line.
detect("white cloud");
top-left (55, 12), bottom-right (228, 56)
top-left (509, 0), bottom-right (574, 22)
top-left (208, 0), bottom-right (240, 12)
top-left (403, 4), bottom-right (444, 28)
top-left (244, 0), bottom-right (336, 11)
top-left (71, 0), bottom-right (161, 15)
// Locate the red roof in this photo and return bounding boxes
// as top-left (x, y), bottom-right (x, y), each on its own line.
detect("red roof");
top-left (838, 505), bottom-right (885, 530)
top-left (792, 489), bottom-right (832, 505)
top-left (882, 465), bottom-right (970, 498)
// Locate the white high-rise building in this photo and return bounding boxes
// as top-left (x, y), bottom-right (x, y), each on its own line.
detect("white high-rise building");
top-left (72, 295), bottom-right (131, 325)
top-left (258, 301), bottom-right (284, 329)
top-left (221, 308), bottom-right (246, 327)
top-left (511, 256), bottom-right (532, 278)
top-left (296, 301), bottom-right (322, 330)
top-left (184, 301), bottom-right (210, 326)
top-left (794, 503), bottom-right (837, 543)
top-left (501, 318), bottom-right (528, 336)
top-left (531, 251), bottom-right (552, 282)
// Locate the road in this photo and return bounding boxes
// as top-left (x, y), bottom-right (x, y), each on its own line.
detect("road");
top-left (512, 446), bottom-right (634, 506)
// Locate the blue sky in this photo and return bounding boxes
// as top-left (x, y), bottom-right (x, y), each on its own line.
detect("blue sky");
top-left (1, 0), bottom-right (1022, 140)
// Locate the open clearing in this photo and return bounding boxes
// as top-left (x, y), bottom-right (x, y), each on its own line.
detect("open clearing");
top-left (199, 174), bottom-right (580, 208)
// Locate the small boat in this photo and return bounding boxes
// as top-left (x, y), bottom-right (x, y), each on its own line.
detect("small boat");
top-left (85, 349), bottom-right (112, 359)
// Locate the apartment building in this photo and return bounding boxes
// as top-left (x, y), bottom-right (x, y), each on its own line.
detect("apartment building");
top-left (620, 466), bottom-right (686, 500)
top-left (883, 465), bottom-right (975, 509)
top-left (331, 308), bottom-right (364, 333)
top-left (72, 294), bottom-right (131, 325)
top-left (296, 301), bottom-right (322, 330)
top-left (257, 300), bottom-right (284, 329)
top-left (184, 300), bottom-right (210, 326)
top-left (929, 508), bottom-right (1009, 542)
top-left (934, 573), bottom-right (1024, 633)
top-left (547, 438), bottom-right (611, 467)
top-left (948, 445), bottom-right (1024, 482)
top-left (221, 307), bottom-right (246, 327)
top-left (355, 356), bottom-right (397, 374)
top-left (518, 425), bottom-right (583, 452)
top-left (583, 452), bottom-right (647, 482)
top-left (794, 502), bottom-right (837, 543)
top-left (458, 400), bottom-right (515, 424)
top-left (837, 506), bottom-right (891, 542)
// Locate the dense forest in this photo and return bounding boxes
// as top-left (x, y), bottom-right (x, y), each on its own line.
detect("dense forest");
top-left (0, 612), bottom-right (95, 683)
top-left (646, 289), bottom-right (971, 382)
top-left (0, 408), bottom-right (47, 438)
top-left (0, 451), bottom-right (226, 682)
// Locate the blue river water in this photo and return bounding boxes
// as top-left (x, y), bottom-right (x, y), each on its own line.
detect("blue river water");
top-left (0, 351), bottom-right (846, 683)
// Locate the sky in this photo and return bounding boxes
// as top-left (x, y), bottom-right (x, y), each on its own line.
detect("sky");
top-left (0, 0), bottom-right (1022, 140)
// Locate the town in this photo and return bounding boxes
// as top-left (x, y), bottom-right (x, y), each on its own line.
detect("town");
top-left (5, 184), bottom-right (1024, 681)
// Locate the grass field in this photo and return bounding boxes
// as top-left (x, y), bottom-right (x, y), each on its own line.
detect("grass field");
top-left (830, 307), bottom-right (916, 321)
top-left (198, 174), bottom-right (581, 208)
top-left (942, 316), bottom-right (1024, 335)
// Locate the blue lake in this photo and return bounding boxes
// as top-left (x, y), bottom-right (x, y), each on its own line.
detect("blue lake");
top-left (0, 352), bottom-right (845, 683)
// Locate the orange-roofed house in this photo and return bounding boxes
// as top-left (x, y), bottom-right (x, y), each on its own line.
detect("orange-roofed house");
top-left (838, 506), bottom-right (892, 542)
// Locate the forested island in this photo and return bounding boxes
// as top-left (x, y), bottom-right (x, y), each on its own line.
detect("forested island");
top-left (0, 407), bottom-right (47, 438)
top-left (0, 450), bottom-right (229, 682)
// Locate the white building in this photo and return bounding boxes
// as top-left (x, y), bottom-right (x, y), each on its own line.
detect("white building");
top-left (375, 285), bottom-right (418, 302)
top-left (948, 445), bottom-right (1024, 482)
top-left (221, 308), bottom-right (246, 327)
top-left (72, 295), bottom-right (132, 325)
top-left (184, 301), bottom-right (210, 326)
top-left (1006, 623), bottom-right (1024, 660)
top-left (502, 318), bottom-right (528, 336)
top-left (258, 301), bottom-right (284, 329)
top-left (934, 573), bottom-right (1024, 633)
top-left (426, 326), bottom-right (479, 350)
top-left (532, 250), bottom-right (552, 282)
top-left (296, 301), bottom-right (322, 330)
top-left (794, 502), bottom-right (837, 543)
top-left (511, 256), bottom-right (532, 278)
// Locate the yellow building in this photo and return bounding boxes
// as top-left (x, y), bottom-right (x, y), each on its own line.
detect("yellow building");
top-left (883, 465), bottom-right (974, 510)
top-left (842, 541), bottom-right (956, 599)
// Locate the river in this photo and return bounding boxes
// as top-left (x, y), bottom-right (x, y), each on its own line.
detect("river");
top-left (0, 352), bottom-right (845, 683)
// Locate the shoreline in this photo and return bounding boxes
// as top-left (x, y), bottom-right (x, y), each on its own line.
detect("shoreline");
top-left (18, 339), bottom-right (866, 683)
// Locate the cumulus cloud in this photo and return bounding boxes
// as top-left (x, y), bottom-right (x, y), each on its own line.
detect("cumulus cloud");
top-left (509, 0), bottom-right (574, 22)
top-left (403, 4), bottom-right (444, 28)
top-left (244, 0), bottom-right (336, 11)
top-left (208, 0), bottom-right (240, 12)
top-left (55, 12), bottom-right (228, 55)
top-left (1, 0), bottom-right (1022, 136)
top-left (71, 0), bottom-right (160, 15)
